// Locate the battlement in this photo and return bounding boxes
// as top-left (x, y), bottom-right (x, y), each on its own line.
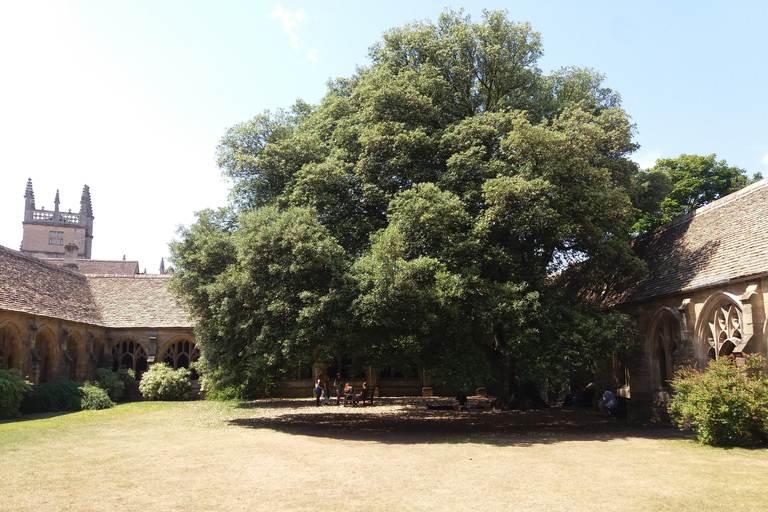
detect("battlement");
top-left (21, 178), bottom-right (93, 259)
top-left (29, 209), bottom-right (84, 225)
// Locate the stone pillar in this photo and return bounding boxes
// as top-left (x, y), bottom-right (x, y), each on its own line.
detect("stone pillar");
top-left (421, 368), bottom-right (433, 397)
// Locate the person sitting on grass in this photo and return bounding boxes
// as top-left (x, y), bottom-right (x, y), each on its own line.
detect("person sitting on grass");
top-left (597, 389), bottom-right (618, 417)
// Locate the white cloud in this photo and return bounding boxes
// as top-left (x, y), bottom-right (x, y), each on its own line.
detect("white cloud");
top-left (268, 6), bottom-right (306, 50)
top-left (307, 48), bottom-right (319, 63)
top-left (631, 150), bottom-right (662, 170)
top-left (762, 153), bottom-right (768, 165)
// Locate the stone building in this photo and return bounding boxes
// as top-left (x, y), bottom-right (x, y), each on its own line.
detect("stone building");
top-left (0, 180), bottom-right (197, 385)
top-left (20, 179), bottom-right (94, 259)
top-left (603, 178), bottom-right (768, 419)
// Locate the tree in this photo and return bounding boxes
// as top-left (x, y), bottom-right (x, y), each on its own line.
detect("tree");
top-left (171, 9), bottom-right (640, 404)
top-left (633, 154), bottom-right (755, 233)
top-left (170, 205), bottom-right (352, 396)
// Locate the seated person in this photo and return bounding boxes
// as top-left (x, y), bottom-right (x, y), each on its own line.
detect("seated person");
top-left (354, 381), bottom-right (368, 400)
top-left (597, 390), bottom-right (619, 416)
top-left (343, 382), bottom-right (354, 399)
top-left (453, 390), bottom-right (468, 410)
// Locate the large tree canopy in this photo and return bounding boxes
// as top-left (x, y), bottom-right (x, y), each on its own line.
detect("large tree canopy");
top-left (171, 10), bottom-right (643, 403)
top-left (633, 153), bottom-right (761, 233)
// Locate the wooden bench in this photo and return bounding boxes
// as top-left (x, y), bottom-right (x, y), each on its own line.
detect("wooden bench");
top-left (343, 386), bottom-right (375, 407)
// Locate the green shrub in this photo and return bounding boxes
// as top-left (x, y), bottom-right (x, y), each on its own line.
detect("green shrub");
top-left (138, 363), bottom-right (192, 401)
top-left (95, 368), bottom-right (125, 401)
top-left (79, 382), bottom-right (115, 410)
top-left (20, 381), bottom-right (84, 414)
top-left (116, 366), bottom-right (136, 382)
top-left (0, 369), bottom-right (31, 419)
top-left (205, 385), bottom-right (248, 401)
top-left (669, 355), bottom-right (768, 447)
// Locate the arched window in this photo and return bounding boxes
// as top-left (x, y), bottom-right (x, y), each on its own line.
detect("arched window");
top-left (161, 339), bottom-right (200, 374)
top-left (112, 339), bottom-right (148, 377)
top-left (707, 304), bottom-right (743, 359)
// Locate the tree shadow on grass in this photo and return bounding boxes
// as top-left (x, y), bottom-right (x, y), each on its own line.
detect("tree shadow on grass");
top-left (228, 397), bottom-right (691, 447)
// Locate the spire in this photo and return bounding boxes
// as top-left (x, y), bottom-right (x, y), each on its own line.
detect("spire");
top-left (80, 184), bottom-right (93, 217)
top-left (54, 190), bottom-right (60, 214)
top-left (24, 178), bottom-right (35, 210)
top-left (159, 257), bottom-right (165, 274)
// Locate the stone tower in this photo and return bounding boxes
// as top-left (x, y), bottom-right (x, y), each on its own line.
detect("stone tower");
top-left (20, 178), bottom-right (94, 259)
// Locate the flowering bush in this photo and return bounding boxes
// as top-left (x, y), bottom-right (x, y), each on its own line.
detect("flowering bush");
top-left (138, 363), bottom-right (192, 401)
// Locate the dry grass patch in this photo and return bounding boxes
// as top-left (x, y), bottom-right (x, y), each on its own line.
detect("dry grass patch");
top-left (1, 398), bottom-right (767, 512)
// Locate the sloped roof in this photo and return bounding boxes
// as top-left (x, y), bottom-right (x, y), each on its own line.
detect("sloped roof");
top-left (86, 275), bottom-right (191, 328)
top-left (605, 179), bottom-right (768, 306)
top-left (43, 258), bottom-right (140, 275)
top-left (0, 245), bottom-right (103, 325)
top-left (0, 245), bottom-right (190, 329)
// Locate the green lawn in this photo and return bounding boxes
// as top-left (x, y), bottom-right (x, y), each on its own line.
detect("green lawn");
top-left (1, 400), bottom-right (767, 512)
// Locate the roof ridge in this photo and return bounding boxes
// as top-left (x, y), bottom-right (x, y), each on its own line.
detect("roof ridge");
top-left (0, 244), bottom-right (83, 277)
top-left (639, 178), bottom-right (768, 239)
top-left (86, 274), bottom-right (171, 279)
top-left (41, 257), bottom-right (140, 264)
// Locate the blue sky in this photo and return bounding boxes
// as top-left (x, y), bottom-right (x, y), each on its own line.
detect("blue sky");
top-left (1, 1), bottom-right (766, 271)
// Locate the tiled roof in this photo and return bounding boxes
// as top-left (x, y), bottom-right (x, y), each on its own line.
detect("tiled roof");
top-left (86, 275), bottom-right (191, 328)
top-left (43, 259), bottom-right (140, 275)
top-left (605, 179), bottom-right (768, 306)
top-left (0, 245), bottom-right (190, 329)
top-left (0, 245), bottom-right (103, 325)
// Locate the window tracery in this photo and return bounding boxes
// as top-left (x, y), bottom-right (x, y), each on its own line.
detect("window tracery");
top-left (161, 339), bottom-right (199, 370)
top-left (112, 339), bottom-right (148, 376)
top-left (707, 304), bottom-right (743, 359)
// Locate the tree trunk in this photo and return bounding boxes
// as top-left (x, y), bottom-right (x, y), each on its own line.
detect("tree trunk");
top-left (491, 329), bottom-right (548, 411)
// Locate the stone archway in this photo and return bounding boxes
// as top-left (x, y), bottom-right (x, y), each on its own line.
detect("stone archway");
top-left (111, 338), bottom-right (148, 378)
top-left (0, 321), bottom-right (23, 372)
top-left (159, 337), bottom-right (200, 373)
top-left (91, 336), bottom-right (105, 367)
top-left (646, 308), bottom-right (685, 390)
top-left (35, 327), bottom-right (59, 383)
top-left (64, 331), bottom-right (87, 381)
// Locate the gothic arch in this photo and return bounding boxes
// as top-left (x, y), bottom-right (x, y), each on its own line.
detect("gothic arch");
top-left (111, 337), bottom-right (148, 377)
top-left (34, 325), bottom-right (59, 383)
top-left (695, 292), bottom-right (750, 360)
top-left (64, 330), bottom-right (87, 381)
top-left (0, 320), bottom-right (23, 371)
top-left (158, 336), bottom-right (200, 372)
top-left (91, 335), bottom-right (106, 367)
top-left (646, 307), bottom-right (685, 389)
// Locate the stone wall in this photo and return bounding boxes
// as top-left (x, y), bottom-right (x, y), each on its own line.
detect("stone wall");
top-left (613, 276), bottom-right (767, 420)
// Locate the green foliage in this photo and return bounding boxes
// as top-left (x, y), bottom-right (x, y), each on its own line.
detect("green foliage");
top-left (193, 356), bottom-right (274, 400)
top-left (669, 355), bottom-right (768, 447)
top-left (0, 369), bottom-right (31, 419)
top-left (79, 382), bottom-right (115, 410)
top-left (21, 381), bottom-right (84, 414)
top-left (171, 9), bottom-right (644, 399)
top-left (138, 363), bottom-right (192, 401)
top-left (116, 366), bottom-right (136, 382)
top-left (633, 154), bottom-right (753, 233)
top-left (94, 368), bottom-right (125, 401)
